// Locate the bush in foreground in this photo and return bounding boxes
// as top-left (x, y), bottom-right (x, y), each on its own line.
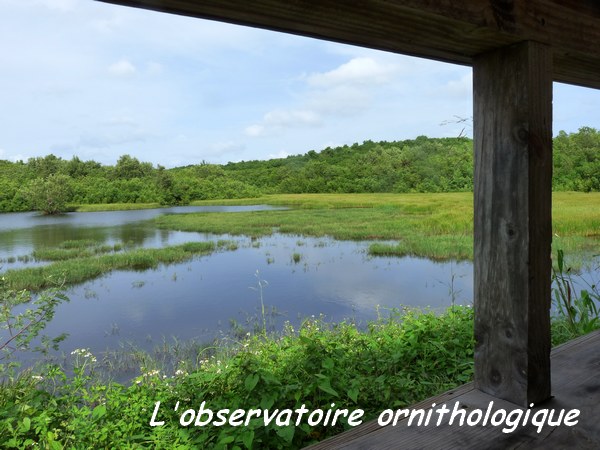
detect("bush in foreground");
top-left (0, 307), bottom-right (474, 449)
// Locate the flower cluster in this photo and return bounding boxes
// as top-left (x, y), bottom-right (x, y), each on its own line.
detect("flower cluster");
top-left (70, 348), bottom-right (97, 363)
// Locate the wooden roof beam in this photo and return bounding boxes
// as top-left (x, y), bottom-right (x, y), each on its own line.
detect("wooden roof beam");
top-left (97, 0), bottom-right (600, 89)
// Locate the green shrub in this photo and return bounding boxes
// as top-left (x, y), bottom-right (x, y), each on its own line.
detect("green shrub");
top-left (0, 307), bottom-right (475, 449)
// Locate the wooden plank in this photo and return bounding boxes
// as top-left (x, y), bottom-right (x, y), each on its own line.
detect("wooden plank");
top-left (307, 330), bottom-right (600, 449)
top-left (473, 41), bottom-right (553, 406)
top-left (96, 0), bottom-right (600, 89)
top-left (306, 383), bottom-right (477, 449)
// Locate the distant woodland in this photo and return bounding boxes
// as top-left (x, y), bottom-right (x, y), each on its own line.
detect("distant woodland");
top-left (0, 127), bottom-right (598, 213)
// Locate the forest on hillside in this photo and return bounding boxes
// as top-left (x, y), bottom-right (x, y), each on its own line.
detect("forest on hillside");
top-left (0, 127), bottom-right (598, 213)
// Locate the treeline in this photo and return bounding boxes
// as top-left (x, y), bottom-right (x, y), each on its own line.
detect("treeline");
top-left (0, 127), bottom-right (598, 213)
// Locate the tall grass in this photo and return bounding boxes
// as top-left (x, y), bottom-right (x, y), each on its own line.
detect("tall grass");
top-left (551, 250), bottom-right (600, 345)
top-left (161, 192), bottom-right (600, 262)
top-left (32, 240), bottom-right (123, 261)
top-left (2, 241), bottom-right (235, 292)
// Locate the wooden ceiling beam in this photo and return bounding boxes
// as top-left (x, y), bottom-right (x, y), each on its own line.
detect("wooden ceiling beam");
top-left (97, 0), bottom-right (600, 90)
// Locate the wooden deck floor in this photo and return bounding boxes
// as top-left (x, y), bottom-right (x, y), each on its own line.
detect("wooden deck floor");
top-left (307, 330), bottom-right (600, 449)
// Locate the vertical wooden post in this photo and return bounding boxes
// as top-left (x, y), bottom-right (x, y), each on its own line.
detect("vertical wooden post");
top-left (473, 41), bottom-right (553, 406)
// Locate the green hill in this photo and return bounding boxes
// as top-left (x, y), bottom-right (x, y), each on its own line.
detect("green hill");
top-left (0, 127), bottom-right (598, 213)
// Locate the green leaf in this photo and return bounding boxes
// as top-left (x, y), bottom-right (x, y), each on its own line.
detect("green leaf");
top-left (242, 429), bottom-right (255, 449)
top-left (244, 373), bottom-right (259, 393)
top-left (275, 425), bottom-right (295, 443)
top-left (322, 358), bottom-right (334, 370)
top-left (92, 404), bottom-right (107, 420)
top-left (218, 435), bottom-right (235, 445)
top-left (347, 387), bottom-right (359, 403)
top-left (318, 379), bottom-right (339, 398)
top-left (21, 417), bottom-right (31, 432)
top-left (260, 395), bottom-right (276, 410)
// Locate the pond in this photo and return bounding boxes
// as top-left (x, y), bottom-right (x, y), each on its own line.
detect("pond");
top-left (2, 206), bottom-right (473, 369)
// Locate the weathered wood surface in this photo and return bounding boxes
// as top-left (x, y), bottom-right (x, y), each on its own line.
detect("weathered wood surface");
top-left (473, 41), bottom-right (553, 406)
top-left (307, 330), bottom-right (600, 449)
top-left (97, 0), bottom-right (600, 89)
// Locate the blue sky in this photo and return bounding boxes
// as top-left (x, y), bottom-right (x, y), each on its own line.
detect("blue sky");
top-left (1, 0), bottom-right (599, 167)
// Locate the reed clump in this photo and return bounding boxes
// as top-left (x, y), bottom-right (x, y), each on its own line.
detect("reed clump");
top-left (2, 241), bottom-right (235, 292)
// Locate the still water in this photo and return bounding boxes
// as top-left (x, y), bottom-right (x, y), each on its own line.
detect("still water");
top-left (1, 206), bottom-right (472, 361)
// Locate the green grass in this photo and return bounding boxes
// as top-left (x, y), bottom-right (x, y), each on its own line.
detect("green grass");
top-left (32, 240), bottom-right (123, 261)
top-left (2, 241), bottom-right (234, 292)
top-left (73, 202), bottom-right (162, 212)
top-left (161, 192), bottom-right (600, 262)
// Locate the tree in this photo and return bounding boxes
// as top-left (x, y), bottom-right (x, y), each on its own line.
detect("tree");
top-left (114, 154), bottom-right (153, 180)
top-left (26, 154), bottom-right (65, 178)
top-left (22, 174), bottom-right (73, 214)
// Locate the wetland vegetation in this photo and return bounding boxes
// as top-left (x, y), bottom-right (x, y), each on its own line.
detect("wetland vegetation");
top-left (158, 192), bottom-right (600, 264)
top-left (2, 241), bottom-right (236, 292)
top-left (0, 129), bottom-right (598, 448)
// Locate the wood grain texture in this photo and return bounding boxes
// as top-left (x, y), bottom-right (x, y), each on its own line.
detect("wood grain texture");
top-left (307, 330), bottom-right (600, 449)
top-left (473, 41), bottom-right (552, 406)
top-left (96, 0), bottom-right (600, 89)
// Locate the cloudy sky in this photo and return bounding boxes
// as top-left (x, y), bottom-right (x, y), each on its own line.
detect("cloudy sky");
top-left (2, 0), bottom-right (599, 167)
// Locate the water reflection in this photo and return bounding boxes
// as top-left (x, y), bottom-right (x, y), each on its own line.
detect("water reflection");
top-left (32, 235), bottom-right (473, 360)
top-left (0, 205), bottom-right (282, 264)
top-left (1, 205), bottom-right (474, 367)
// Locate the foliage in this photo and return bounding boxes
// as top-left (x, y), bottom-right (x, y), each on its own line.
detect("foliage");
top-left (0, 128), bottom-right (599, 213)
top-left (0, 306), bottom-right (475, 449)
top-left (553, 127), bottom-right (600, 192)
top-left (551, 250), bottom-right (600, 346)
top-left (0, 281), bottom-right (68, 362)
top-left (21, 174), bottom-right (74, 215)
top-left (0, 248), bottom-right (597, 448)
top-left (158, 192), bottom-right (599, 263)
top-left (2, 241), bottom-right (236, 292)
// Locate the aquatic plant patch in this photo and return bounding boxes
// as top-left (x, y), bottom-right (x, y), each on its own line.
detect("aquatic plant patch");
top-left (1, 241), bottom-right (237, 292)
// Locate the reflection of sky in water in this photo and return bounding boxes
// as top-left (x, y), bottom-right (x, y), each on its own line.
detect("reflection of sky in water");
top-left (5, 206), bottom-right (595, 369)
top-left (0, 205), bottom-right (282, 267)
top-left (33, 234), bottom-right (474, 358)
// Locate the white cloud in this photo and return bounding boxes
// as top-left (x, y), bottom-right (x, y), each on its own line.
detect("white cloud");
top-left (91, 11), bottom-right (126, 34)
top-left (50, 125), bottom-right (154, 155)
top-left (108, 59), bottom-right (136, 76)
top-left (306, 57), bottom-right (398, 87)
top-left (268, 150), bottom-right (291, 159)
top-left (307, 85), bottom-right (371, 116)
top-left (245, 109), bottom-right (321, 137)
top-left (246, 57), bottom-right (399, 137)
top-left (441, 72), bottom-right (472, 97)
top-left (208, 141), bottom-right (244, 156)
top-left (264, 109), bottom-right (321, 127)
top-left (34, 0), bottom-right (77, 12)
top-left (245, 124), bottom-right (265, 137)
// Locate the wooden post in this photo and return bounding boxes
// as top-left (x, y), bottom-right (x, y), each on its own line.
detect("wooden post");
top-left (473, 41), bottom-right (553, 406)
